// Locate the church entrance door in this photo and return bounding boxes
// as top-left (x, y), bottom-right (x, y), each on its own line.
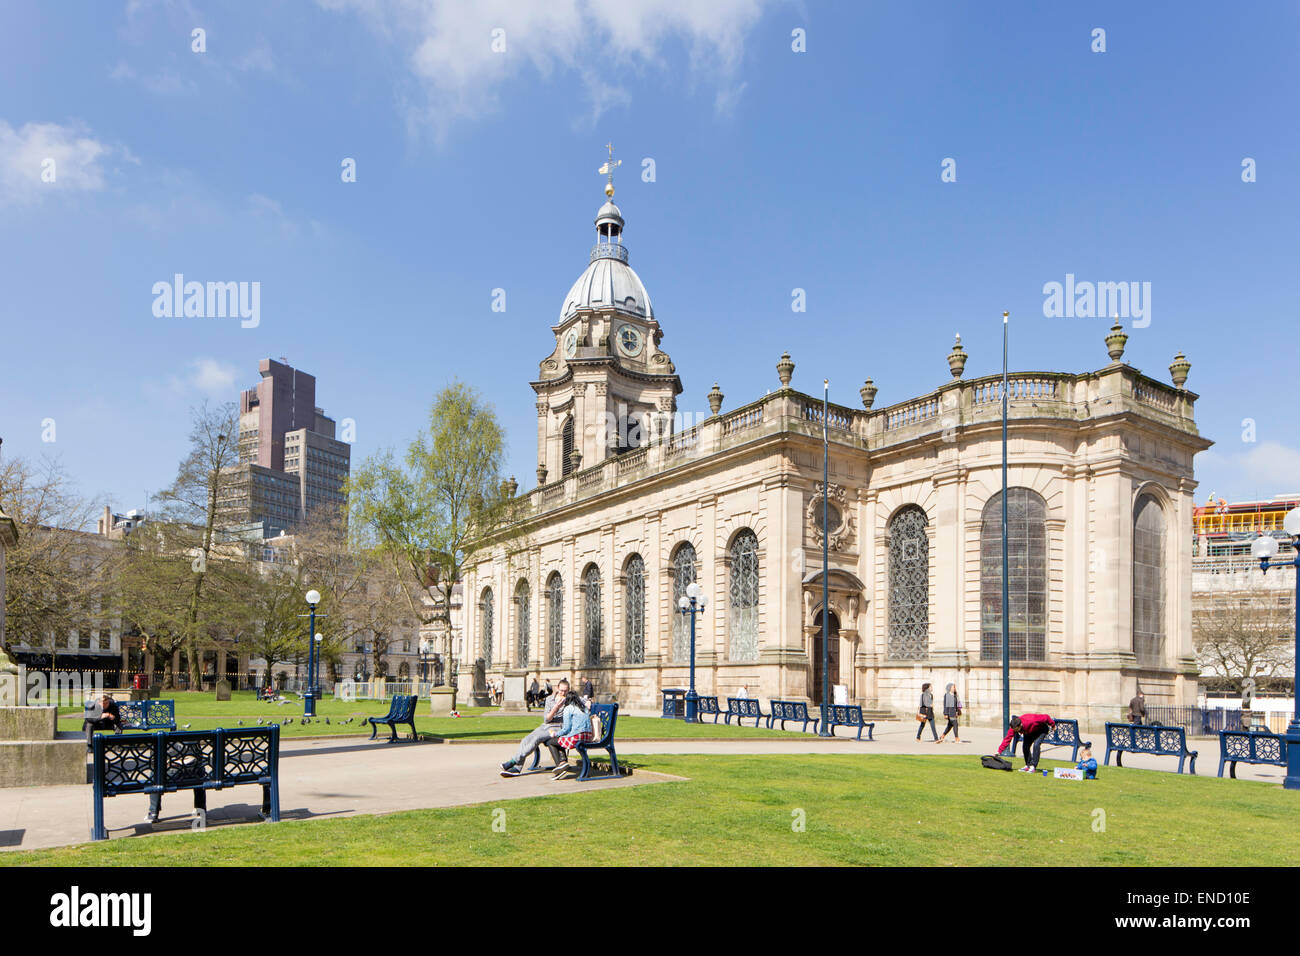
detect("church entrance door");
top-left (811, 610), bottom-right (840, 706)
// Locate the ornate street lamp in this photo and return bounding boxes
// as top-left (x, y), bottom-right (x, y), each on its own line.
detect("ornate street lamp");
top-left (419, 638), bottom-right (431, 686)
top-left (1251, 507), bottom-right (1300, 790)
top-left (677, 581), bottom-right (709, 723)
top-left (304, 589), bottom-right (321, 717)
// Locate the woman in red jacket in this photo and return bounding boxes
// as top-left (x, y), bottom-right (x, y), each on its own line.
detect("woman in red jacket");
top-left (997, 713), bottom-right (1055, 772)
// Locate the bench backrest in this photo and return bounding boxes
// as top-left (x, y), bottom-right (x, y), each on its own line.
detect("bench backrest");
top-left (727, 697), bottom-right (762, 717)
top-left (394, 695), bottom-right (417, 722)
top-left (93, 726), bottom-right (280, 797)
top-left (118, 699), bottom-right (177, 731)
top-left (827, 704), bottom-right (862, 723)
top-left (697, 696), bottom-right (720, 713)
top-left (770, 700), bottom-right (810, 720)
top-left (1220, 730), bottom-right (1285, 765)
top-left (588, 703), bottom-right (617, 747)
top-left (1106, 722), bottom-right (1187, 754)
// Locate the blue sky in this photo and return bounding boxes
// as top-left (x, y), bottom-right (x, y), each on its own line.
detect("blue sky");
top-left (2, 0), bottom-right (1298, 519)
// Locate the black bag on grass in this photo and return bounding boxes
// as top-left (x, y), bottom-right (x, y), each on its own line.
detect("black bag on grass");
top-left (981, 755), bottom-right (1014, 771)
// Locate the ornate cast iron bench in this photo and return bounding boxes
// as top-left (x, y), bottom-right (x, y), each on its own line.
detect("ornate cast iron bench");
top-left (1218, 729), bottom-right (1287, 778)
top-left (368, 694), bottom-right (418, 742)
top-left (117, 699), bottom-right (178, 732)
top-left (1010, 718), bottom-right (1090, 762)
top-left (820, 704), bottom-right (875, 741)
top-left (768, 700), bottom-right (817, 733)
top-left (1104, 722), bottom-right (1199, 774)
top-left (724, 697), bottom-right (766, 727)
top-left (91, 726), bottom-right (280, 841)
top-left (572, 703), bottom-right (620, 781)
top-left (695, 695), bottom-right (722, 722)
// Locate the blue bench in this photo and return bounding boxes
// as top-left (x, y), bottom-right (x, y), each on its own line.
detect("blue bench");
top-left (724, 697), bottom-right (766, 727)
top-left (1218, 729), bottom-right (1288, 778)
top-left (695, 695), bottom-right (722, 722)
top-left (1010, 718), bottom-right (1090, 762)
top-left (573, 703), bottom-right (620, 781)
top-left (820, 704), bottom-right (875, 741)
top-left (117, 699), bottom-right (177, 732)
top-left (1104, 722), bottom-right (1198, 774)
top-left (368, 694), bottom-right (418, 742)
top-left (768, 699), bottom-right (817, 733)
top-left (91, 726), bottom-right (280, 841)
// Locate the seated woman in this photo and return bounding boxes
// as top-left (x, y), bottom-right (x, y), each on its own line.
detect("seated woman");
top-left (550, 690), bottom-right (593, 779)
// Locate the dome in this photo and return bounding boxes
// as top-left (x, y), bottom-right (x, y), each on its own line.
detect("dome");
top-left (559, 253), bottom-right (653, 323)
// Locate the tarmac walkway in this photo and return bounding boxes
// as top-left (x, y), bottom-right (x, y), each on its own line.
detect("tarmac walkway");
top-left (0, 719), bottom-right (1281, 853)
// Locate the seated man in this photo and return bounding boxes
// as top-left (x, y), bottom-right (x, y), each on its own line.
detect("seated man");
top-left (500, 678), bottom-right (570, 776)
top-left (82, 693), bottom-right (122, 746)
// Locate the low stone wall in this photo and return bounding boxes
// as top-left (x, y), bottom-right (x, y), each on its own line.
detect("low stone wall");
top-left (0, 706), bottom-right (58, 741)
top-left (0, 740), bottom-right (87, 787)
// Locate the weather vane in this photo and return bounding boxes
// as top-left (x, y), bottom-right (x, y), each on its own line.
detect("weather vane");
top-left (598, 142), bottom-right (621, 199)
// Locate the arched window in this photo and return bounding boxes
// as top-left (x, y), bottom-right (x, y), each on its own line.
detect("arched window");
top-left (1133, 494), bottom-right (1167, 665)
top-left (561, 418), bottom-right (576, 475)
top-left (546, 573), bottom-right (564, 668)
top-left (728, 530), bottom-right (759, 662)
top-left (583, 565), bottom-right (603, 665)
top-left (624, 555), bottom-right (645, 664)
top-left (887, 506), bottom-right (929, 660)
top-left (980, 489), bottom-right (1048, 662)
top-left (670, 543), bottom-right (697, 662)
top-left (514, 579), bottom-right (530, 667)
top-left (480, 588), bottom-right (494, 664)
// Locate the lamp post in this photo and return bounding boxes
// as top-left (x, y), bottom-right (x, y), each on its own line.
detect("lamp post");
top-left (1000, 311), bottom-right (1011, 733)
top-left (304, 589), bottom-right (321, 717)
top-left (819, 378), bottom-right (832, 736)
top-left (677, 582), bottom-right (708, 722)
top-left (1251, 505), bottom-right (1300, 790)
top-left (419, 638), bottom-right (431, 687)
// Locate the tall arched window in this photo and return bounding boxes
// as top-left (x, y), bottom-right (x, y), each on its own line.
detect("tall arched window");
top-left (624, 555), bottom-right (645, 664)
top-left (670, 543), bottom-right (697, 662)
top-left (561, 418), bottom-right (576, 475)
top-left (480, 587), bottom-right (494, 664)
top-left (514, 579), bottom-right (530, 667)
top-left (1133, 494), bottom-right (1167, 665)
top-left (546, 573), bottom-right (564, 667)
top-left (980, 489), bottom-right (1048, 661)
top-left (887, 506), bottom-right (929, 660)
top-left (583, 565), bottom-right (603, 665)
top-left (728, 530), bottom-right (759, 662)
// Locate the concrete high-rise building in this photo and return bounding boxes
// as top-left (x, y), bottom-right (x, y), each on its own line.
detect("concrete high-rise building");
top-left (222, 359), bottom-right (350, 533)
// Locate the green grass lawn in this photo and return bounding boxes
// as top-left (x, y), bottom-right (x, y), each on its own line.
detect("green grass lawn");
top-left (58, 691), bottom-right (811, 740)
top-left (7, 754), bottom-right (1296, 866)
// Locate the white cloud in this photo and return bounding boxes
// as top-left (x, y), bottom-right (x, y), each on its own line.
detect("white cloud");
top-left (319, 0), bottom-right (776, 135)
top-left (1195, 441), bottom-right (1300, 503)
top-left (109, 60), bottom-right (199, 96)
top-left (0, 120), bottom-right (127, 205)
top-left (145, 358), bottom-right (240, 401)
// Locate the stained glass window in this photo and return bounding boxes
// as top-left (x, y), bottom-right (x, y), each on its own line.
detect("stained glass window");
top-left (980, 489), bottom-right (1048, 661)
top-left (514, 579), bottom-right (530, 667)
top-left (671, 543), bottom-right (697, 662)
top-left (546, 573), bottom-right (564, 667)
top-left (584, 566), bottom-right (602, 665)
top-left (728, 530), bottom-right (759, 662)
top-left (887, 506), bottom-right (929, 660)
top-left (1133, 494), bottom-right (1166, 666)
top-left (624, 555), bottom-right (645, 664)
top-left (480, 588), bottom-right (494, 664)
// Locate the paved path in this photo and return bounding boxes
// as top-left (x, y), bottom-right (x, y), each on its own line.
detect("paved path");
top-left (0, 720), bottom-right (1278, 853)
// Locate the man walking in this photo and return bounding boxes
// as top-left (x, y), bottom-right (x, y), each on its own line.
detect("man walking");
top-left (1128, 688), bottom-right (1147, 725)
top-left (500, 678), bottom-right (570, 776)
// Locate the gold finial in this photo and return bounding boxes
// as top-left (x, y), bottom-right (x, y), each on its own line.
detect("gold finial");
top-left (598, 141), bottom-right (621, 199)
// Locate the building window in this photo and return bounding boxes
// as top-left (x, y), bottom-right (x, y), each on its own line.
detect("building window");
top-left (547, 572), bottom-right (564, 668)
top-left (624, 554), bottom-right (645, 665)
top-left (1133, 494), bottom-right (1167, 666)
top-left (728, 530), bottom-right (759, 663)
top-left (480, 588), bottom-right (494, 664)
top-left (561, 417), bottom-right (576, 476)
top-left (583, 565), bottom-right (602, 665)
top-left (980, 489), bottom-right (1048, 662)
top-left (887, 506), bottom-right (929, 660)
top-left (671, 543), bottom-right (697, 662)
top-left (514, 579), bottom-right (531, 667)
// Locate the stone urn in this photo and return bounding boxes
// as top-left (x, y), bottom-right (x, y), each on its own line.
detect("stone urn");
top-left (536, 463), bottom-right (548, 486)
top-left (776, 352), bottom-right (795, 387)
top-left (947, 334), bottom-right (967, 378)
top-left (707, 382), bottom-right (724, 416)
top-left (1169, 352), bottom-right (1191, 388)
top-left (1105, 319), bottom-right (1128, 362)
top-left (859, 379), bottom-right (878, 409)
top-left (569, 448), bottom-right (583, 472)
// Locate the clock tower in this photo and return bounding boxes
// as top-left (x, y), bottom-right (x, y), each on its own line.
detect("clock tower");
top-left (532, 149), bottom-right (681, 482)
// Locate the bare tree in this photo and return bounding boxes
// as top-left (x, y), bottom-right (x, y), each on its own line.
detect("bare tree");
top-left (1195, 594), bottom-right (1294, 693)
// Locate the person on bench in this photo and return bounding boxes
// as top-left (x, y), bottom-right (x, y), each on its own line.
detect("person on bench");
top-left (500, 678), bottom-right (570, 776)
top-left (996, 713), bottom-right (1056, 773)
top-left (550, 690), bottom-right (594, 780)
top-left (83, 694), bottom-right (122, 746)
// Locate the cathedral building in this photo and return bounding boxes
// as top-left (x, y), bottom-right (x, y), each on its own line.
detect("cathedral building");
top-left (464, 172), bottom-right (1212, 723)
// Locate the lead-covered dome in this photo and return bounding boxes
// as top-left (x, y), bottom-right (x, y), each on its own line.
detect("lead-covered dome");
top-left (558, 198), bottom-right (653, 322)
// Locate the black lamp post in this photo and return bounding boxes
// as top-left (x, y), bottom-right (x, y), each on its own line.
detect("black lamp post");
top-left (303, 589), bottom-right (321, 717)
top-left (677, 582), bottom-right (708, 722)
top-left (1251, 507), bottom-right (1300, 790)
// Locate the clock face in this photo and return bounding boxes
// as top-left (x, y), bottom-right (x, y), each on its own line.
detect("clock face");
top-left (563, 328), bottom-right (579, 359)
top-left (616, 324), bottom-right (643, 357)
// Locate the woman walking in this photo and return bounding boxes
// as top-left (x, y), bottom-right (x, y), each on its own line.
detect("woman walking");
top-left (916, 682), bottom-right (938, 741)
top-left (937, 682), bottom-right (963, 743)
